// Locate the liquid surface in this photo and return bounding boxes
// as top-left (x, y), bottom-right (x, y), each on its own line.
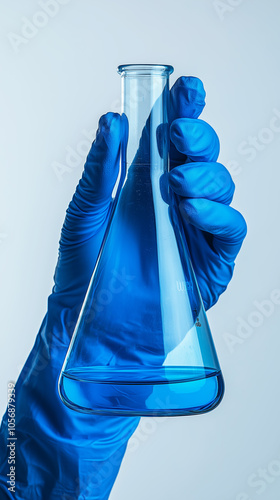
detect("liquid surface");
top-left (59, 366), bottom-right (224, 416)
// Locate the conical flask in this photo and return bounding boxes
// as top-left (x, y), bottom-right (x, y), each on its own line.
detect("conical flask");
top-left (58, 64), bottom-right (224, 416)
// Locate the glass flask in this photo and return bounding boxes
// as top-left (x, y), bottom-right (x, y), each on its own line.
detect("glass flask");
top-left (58, 64), bottom-right (225, 416)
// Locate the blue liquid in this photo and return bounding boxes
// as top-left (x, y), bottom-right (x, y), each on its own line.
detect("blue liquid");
top-left (59, 366), bottom-right (224, 416)
top-left (59, 165), bottom-right (224, 417)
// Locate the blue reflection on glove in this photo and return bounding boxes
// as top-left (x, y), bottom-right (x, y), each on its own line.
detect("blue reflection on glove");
top-left (0, 76), bottom-right (246, 499)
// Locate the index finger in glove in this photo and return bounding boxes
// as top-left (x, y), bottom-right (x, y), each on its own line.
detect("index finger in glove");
top-left (135, 76), bottom-right (206, 164)
top-left (169, 76), bottom-right (206, 121)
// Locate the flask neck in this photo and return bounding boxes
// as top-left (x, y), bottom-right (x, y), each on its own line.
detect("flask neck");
top-left (118, 64), bottom-right (174, 172)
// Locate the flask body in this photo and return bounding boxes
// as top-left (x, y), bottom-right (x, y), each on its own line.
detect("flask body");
top-left (58, 64), bottom-right (224, 416)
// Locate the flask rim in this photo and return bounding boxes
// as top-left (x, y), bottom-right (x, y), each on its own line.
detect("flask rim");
top-left (117, 64), bottom-right (174, 76)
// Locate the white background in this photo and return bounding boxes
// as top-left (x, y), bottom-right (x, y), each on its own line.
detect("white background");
top-left (1, 1), bottom-right (280, 499)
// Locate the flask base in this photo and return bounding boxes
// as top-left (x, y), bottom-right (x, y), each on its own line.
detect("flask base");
top-left (58, 366), bottom-right (224, 416)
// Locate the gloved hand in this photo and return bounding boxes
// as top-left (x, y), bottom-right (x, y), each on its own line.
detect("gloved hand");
top-left (0, 76), bottom-right (246, 500)
top-left (168, 76), bottom-right (247, 310)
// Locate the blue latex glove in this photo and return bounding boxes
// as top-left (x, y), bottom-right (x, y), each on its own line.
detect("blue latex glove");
top-left (0, 76), bottom-right (246, 499)
top-left (168, 77), bottom-right (247, 310)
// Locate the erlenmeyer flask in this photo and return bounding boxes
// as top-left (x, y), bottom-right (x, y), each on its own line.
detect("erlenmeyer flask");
top-left (58, 64), bottom-right (224, 416)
